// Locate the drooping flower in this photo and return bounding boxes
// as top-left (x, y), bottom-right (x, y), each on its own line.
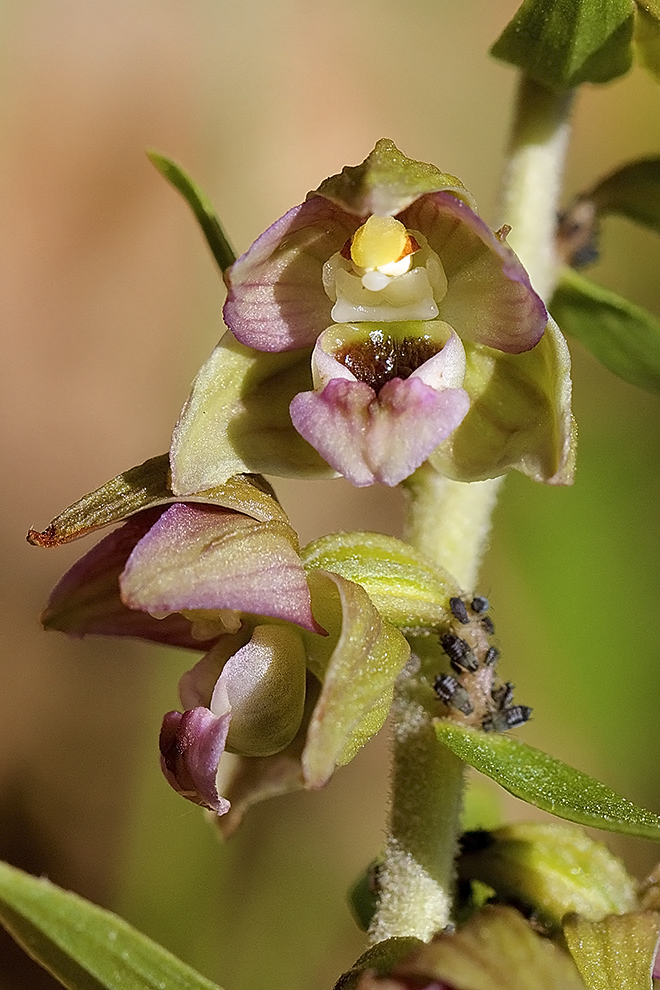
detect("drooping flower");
top-left (169, 140), bottom-right (575, 494)
top-left (31, 458), bottom-right (412, 822)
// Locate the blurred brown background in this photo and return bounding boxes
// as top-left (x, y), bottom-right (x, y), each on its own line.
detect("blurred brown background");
top-left (2, 2), bottom-right (660, 988)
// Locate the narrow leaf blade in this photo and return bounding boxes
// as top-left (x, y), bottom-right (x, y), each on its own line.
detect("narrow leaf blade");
top-left (590, 157), bottom-right (660, 234)
top-left (551, 266), bottom-right (660, 392)
top-left (147, 150), bottom-right (236, 273)
top-left (435, 721), bottom-right (660, 840)
top-left (0, 861), bottom-right (224, 990)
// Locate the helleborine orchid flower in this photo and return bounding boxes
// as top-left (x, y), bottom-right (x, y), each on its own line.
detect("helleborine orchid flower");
top-left (30, 458), bottom-right (411, 823)
top-left (169, 139), bottom-right (575, 493)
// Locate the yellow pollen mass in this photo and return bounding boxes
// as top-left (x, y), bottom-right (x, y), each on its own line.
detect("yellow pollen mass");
top-left (350, 215), bottom-right (409, 270)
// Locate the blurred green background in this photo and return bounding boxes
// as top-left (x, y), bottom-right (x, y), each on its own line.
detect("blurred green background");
top-left (2, 1), bottom-right (660, 988)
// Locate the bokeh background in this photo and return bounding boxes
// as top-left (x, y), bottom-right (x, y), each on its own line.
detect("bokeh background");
top-left (2, 1), bottom-right (660, 988)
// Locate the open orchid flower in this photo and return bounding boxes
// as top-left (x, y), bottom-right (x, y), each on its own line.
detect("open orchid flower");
top-left (170, 140), bottom-right (575, 493)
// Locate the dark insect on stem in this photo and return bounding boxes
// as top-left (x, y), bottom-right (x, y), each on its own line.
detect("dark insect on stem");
top-left (449, 596), bottom-right (470, 624)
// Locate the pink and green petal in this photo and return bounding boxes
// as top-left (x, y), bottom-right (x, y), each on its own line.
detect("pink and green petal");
top-left (429, 317), bottom-right (576, 485)
top-left (290, 376), bottom-right (469, 487)
top-left (399, 192), bottom-right (547, 354)
top-left (159, 707), bottom-right (232, 815)
top-left (120, 503), bottom-right (320, 632)
top-left (41, 509), bottom-right (217, 649)
top-left (169, 333), bottom-right (335, 495)
top-left (224, 197), bottom-right (358, 352)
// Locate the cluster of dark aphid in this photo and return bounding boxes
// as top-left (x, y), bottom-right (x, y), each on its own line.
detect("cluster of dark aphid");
top-left (433, 595), bottom-right (532, 733)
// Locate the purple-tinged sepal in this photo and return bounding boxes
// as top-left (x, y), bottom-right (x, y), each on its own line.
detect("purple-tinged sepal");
top-left (119, 502), bottom-right (319, 633)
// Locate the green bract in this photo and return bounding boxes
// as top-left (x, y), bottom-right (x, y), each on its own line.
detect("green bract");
top-left (551, 266), bottom-right (660, 393)
top-left (458, 823), bottom-right (637, 931)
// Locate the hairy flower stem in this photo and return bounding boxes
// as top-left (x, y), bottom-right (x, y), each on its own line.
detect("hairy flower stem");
top-left (369, 74), bottom-right (573, 944)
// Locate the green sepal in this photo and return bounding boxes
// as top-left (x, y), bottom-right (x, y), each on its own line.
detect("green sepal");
top-left (634, 2), bottom-right (660, 83)
top-left (588, 157), bottom-right (660, 234)
top-left (435, 720), bottom-right (660, 839)
top-left (0, 860), bottom-right (224, 990)
top-left (490, 0), bottom-right (634, 90)
top-left (301, 570), bottom-right (410, 787)
top-left (170, 334), bottom-right (335, 495)
top-left (334, 938), bottom-right (424, 990)
top-left (147, 150), bottom-right (236, 273)
top-left (459, 823), bottom-right (637, 932)
top-left (26, 456), bottom-right (288, 547)
top-left (563, 911), bottom-right (660, 990)
top-left (391, 905), bottom-right (586, 990)
top-left (551, 266), bottom-right (660, 392)
top-left (311, 138), bottom-right (476, 218)
top-left (429, 318), bottom-right (576, 485)
top-left (301, 531), bottom-right (455, 632)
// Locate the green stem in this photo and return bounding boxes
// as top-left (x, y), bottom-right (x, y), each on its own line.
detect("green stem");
top-left (369, 75), bottom-right (573, 944)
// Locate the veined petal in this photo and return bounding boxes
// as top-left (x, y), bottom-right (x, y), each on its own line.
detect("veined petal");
top-left (120, 503), bottom-right (320, 632)
top-left (159, 707), bottom-right (231, 815)
top-left (290, 376), bottom-right (469, 487)
top-left (224, 197), bottom-right (358, 351)
top-left (40, 509), bottom-right (217, 649)
top-left (399, 192), bottom-right (547, 353)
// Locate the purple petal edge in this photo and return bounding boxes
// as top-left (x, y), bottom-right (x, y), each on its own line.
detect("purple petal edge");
top-left (224, 197), bottom-right (358, 352)
top-left (159, 707), bottom-right (231, 815)
top-left (400, 192), bottom-right (547, 354)
top-left (290, 377), bottom-right (470, 487)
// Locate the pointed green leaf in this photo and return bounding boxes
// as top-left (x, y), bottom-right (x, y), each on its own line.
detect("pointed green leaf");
top-left (564, 911), bottom-right (660, 990)
top-left (435, 721), bottom-right (660, 839)
top-left (27, 455), bottom-right (289, 547)
top-left (147, 150), bottom-right (236, 273)
top-left (301, 531), bottom-right (455, 632)
top-left (551, 266), bottom-right (660, 392)
top-left (634, 2), bottom-right (660, 83)
top-left (170, 334), bottom-right (336, 495)
top-left (312, 138), bottom-right (476, 218)
top-left (392, 905), bottom-right (586, 990)
top-left (491, 0), bottom-right (634, 90)
top-left (459, 823), bottom-right (637, 932)
top-left (301, 570), bottom-right (410, 787)
top-left (589, 157), bottom-right (660, 233)
top-left (0, 860), bottom-right (223, 990)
